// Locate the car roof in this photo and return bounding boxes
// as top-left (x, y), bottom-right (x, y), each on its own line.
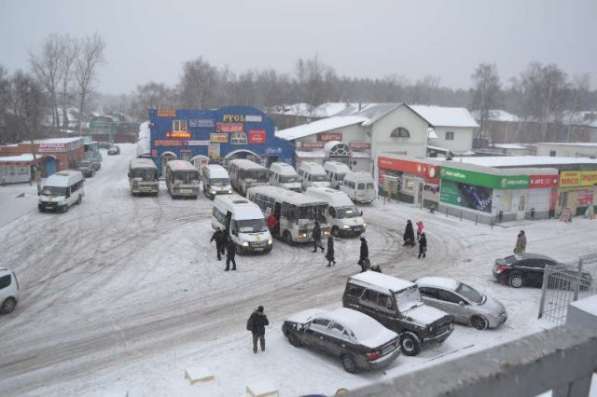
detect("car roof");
top-left (167, 160), bottom-right (198, 171)
top-left (344, 171), bottom-right (374, 183)
top-left (305, 187), bottom-right (354, 207)
top-left (415, 276), bottom-right (460, 291)
top-left (349, 271), bottom-right (415, 294)
top-left (516, 253), bottom-right (555, 261)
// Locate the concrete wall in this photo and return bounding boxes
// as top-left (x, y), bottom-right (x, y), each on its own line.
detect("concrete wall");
top-left (429, 126), bottom-right (474, 154)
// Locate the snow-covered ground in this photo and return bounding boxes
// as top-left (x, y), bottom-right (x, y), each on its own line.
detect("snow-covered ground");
top-left (0, 144), bottom-right (596, 396)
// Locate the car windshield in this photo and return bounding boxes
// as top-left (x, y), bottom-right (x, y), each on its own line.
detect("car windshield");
top-left (456, 283), bottom-right (484, 304)
top-left (210, 178), bottom-right (229, 186)
top-left (335, 173), bottom-right (346, 181)
top-left (311, 174), bottom-right (328, 182)
top-left (241, 169), bottom-right (269, 182)
top-left (41, 186), bottom-right (67, 196)
top-left (235, 219), bottom-right (267, 233)
top-left (173, 170), bottom-right (199, 184)
top-left (280, 175), bottom-right (299, 183)
top-left (336, 206), bottom-right (360, 219)
top-left (395, 286), bottom-right (421, 312)
top-left (131, 168), bottom-right (157, 180)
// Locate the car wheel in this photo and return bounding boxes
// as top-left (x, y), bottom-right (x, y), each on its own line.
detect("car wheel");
top-left (76, 195), bottom-right (82, 205)
top-left (288, 333), bottom-right (302, 348)
top-left (1, 298), bottom-right (17, 314)
top-left (341, 354), bottom-right (358, 373)
top-left (471, 315), bottom-right (488, 330)
top-left (508, 273), bottom-right (524, 288)
top-left (400, 333), bottom-right (421, 356)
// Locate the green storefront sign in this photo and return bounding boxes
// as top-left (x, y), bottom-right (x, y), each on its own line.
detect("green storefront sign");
top-left (440, 167), bottom-right (529, 189)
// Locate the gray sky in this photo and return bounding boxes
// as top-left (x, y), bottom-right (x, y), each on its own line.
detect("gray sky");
top-left (1, 0), bottom-right (596, 95)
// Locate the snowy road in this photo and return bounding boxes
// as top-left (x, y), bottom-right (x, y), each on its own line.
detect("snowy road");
top-left (0, 144), bottom-right (596, 396)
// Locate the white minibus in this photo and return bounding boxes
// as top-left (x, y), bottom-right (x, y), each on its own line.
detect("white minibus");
top-left (165, 160), bottom-right (200, 199)
top-left (297, 161), bottom-right (331, 191)
top-left (202, 164), bottom-right (232, 199)
top-left (228, 159), bottom-right (269, 196)
top-left (38, 170), bottom-right (85, 213)
top-left (305, 187), bottom-right (366, 237)
top-left (340, 171), bottom-right (376, 204)
top-left (324, 161), bottom-right (351, 189)
top-left (128, 158), bottom-right (159, 195)
top-left (269, 162), bottom-right (302, 192)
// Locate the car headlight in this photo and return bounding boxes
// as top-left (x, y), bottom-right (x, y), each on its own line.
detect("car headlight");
top-left (363, 222), bottom-right (367, 227)
top-left (210, 189), bottom-right (216, 194)
top-left (267, 239), bottom-right (272, 245)
top-left (342, 225), bottom-right (350, 229)
top-left (242, 241), bottom-right (249, 247)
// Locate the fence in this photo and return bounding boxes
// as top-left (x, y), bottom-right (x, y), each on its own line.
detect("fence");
top-left (538, 253), bottom-right (597, 324)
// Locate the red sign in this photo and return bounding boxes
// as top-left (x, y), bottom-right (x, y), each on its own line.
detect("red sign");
top-left (577, 190), bottom-right (594, 206)
top-left (529, 175), bottom-right (559, 189)
top-left (155, 140), bottom-right (183, 147)
top-left (151, 149), bottom-right (157, 157)
top-left (157, 108), bottom-right (176, 117)
top-left (248, 129), bottom-right (266, 144)
top-left (349, 142), bottom-right (371, 151)
top-left (38, 143), bottom-right (67, 153)
top-left (300, 141), bottom-right (325, 149)
top-left (318, 132), bottom-right (343, 142)
top-left (378, 156), bottom-right (438, 181)
top-left (216, 123), bottom-right (244, 133)
top-left (166, 130), bottom-right (192, 139)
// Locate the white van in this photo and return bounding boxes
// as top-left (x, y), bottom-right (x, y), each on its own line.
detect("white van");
top-left (297, 161), bottom-right (331, 191)
top-left (0, 268), bottom-right (20, 314)
top-left (38, 170), bottom-right (85, 212)
top-left (269, 162), bottom-right (302, 192)
top-left (228, 159), bottom-right (270, 196)
top-left (305, 187), bottom-right (366, 237)
top-left (202, 164), bottom-right (232, 199)
top-left (324, 161), bottom-right (351, 189)
top-left (212, 194), bottom-right (272, 254)
top-left (340, 171), bottom-right (376, 204)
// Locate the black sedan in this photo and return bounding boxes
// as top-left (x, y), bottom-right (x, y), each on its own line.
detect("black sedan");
top-left (282, 308), bottom-right (400, 373)
top-left (493, 253), bottom-right (592, 289)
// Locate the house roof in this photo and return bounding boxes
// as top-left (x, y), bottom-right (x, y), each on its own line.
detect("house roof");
top-left (276, 115), bottom-right (368, 141)
top-left (410, 105), bottom-right (479, 128)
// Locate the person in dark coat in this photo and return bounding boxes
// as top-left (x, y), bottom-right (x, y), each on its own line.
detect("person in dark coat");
top-left (312, 220), bottom-right (324, 253)
top-left (358, 236), bottom-right (369, 272)
top-left (418, 232), bottom-right (427, 259)
top-left (225, 238), bottom-right (237, 271)
top-left (210, 228), bottom-right (227, 261)
top-left (403, 220), bottom-right (415, 247)
top-left (325, 236), bottom-right (335, 267)
top-left (246, 305), bottom-right (269, 353)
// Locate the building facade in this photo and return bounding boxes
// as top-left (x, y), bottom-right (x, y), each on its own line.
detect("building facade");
top-left (149, 106), bottom-right (294, 176)
top-left (534, 142), bottom-right (597, 158)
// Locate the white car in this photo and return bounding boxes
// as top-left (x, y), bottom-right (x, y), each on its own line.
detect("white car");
top-left (415, 276), bottom-right (507, 330)
top-left (0, 268), bottom-right (20, 314)
top-left (38, 170), bottom-right (85, 213)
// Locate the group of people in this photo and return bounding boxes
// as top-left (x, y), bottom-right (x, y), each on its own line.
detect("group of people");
top-left (403, 220), bottom-right (427, 259)
top-left (210, 228), bottom-right (237, 271)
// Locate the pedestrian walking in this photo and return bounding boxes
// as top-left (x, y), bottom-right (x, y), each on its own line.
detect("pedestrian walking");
top-left (225, 238), bottom-right (237, 271)
top-left (246, 305), bottom-right (269, 353)
top-left (514, 230), bottom-right (527, 255)
top-left (416, 221), bottom-right (424, 241)
top-left (325, 236), bottom-right (336, 267)
top-left (312, 220), bottom-right (324, 253)
top-left (403, 220), bottom-right (415, 247)
top-left (358, 235), bottom-right (369, 272)
top-left (210, 227), bottom-right (227, 261)
top-left (418, 232), bottom-right (427, 259)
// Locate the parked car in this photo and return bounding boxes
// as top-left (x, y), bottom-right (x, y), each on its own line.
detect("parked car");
top-left (76, 160), bottom-right (95, 178)
top-left (415, 277), bottom-right (507, 330)
top-left (282, 308), bottom-right (401, 373)
top-left (493, 253), bottom-right (593, 289)
top-left (107, 145), bottom-right (120, 155)
top-left (0, 268), bottom-right (19, 314)
top-left (342, 271), bottom-right (454, 356)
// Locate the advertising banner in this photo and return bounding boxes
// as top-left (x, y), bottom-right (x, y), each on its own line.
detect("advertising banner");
top-left (318, 132), bottom-right (343, 142)
top-left (440, 166), bottom-right (529, 190)
top-left (378, 156), bottom-right (438, 181)
top-left (300, 141), bottom-right (325, 149)
top-left (187, 140), bottom-right (209, 146)
top-left (166, 131), bottom-right (192, 139)
top-left (155, 140), bottom-right (183, 147)
top-left (560, 171), bottom-right (597, 187)
top-left (230, 132), bottom-right (248, 145)
top-left (38, 143), bottom-right (67, 153)
top-left (440, 179), bottom-right (493, 213)
top-left (188, 119), bottom-right (215, 128)
top-left (157, 108), bottom-right (176, 117)
top-left (349, 142), bottom-right (371, 151)
top-left (529, 175), bottom-right (559, 189)
top-left (208, 144), bottom-right (220, 160)
top-left (245, 115), bottom-right (263, 123)
top-left (577, 190), bottom-right (594, 206)
top-left (210, 133), bottom-right (229, 143)
top-left (248, 129), bottom-right (266, 144)
top-left (216, 123), bottom-right (244, 133)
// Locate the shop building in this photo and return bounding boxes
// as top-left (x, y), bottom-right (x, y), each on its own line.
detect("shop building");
top-left (534, 142), bottom-right (597, 159)
top-left (149, 106), bottom-right (294, 176)
top-left (0, 137), bottom-right (85, 178)
top-left (0, 154), bottom-right (38, 184)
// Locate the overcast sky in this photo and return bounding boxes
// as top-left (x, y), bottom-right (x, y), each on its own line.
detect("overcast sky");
top-left (1, 0), bottom-right (596, 95)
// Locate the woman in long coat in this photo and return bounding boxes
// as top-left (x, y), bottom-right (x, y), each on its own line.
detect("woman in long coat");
top-left (403, 220), bottom-right (415, 247)
top-left (325, 236), bottom-right (335, 267)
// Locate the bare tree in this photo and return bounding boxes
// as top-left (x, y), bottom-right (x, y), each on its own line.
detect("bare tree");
top-left (130, 82), bottom-right (177, 120)
top-left (30, 34), bottom-right (64, 128)
top-left (178, 57), bottom-right (219, 108)
top-left (471, 63), bottom-right (501, 139)
top-left (59, 36), bottom-right (79, 129)
top-left (0, 65), bottom-right (12, 144)
top-left (75, 33), bottom-right (105, 121)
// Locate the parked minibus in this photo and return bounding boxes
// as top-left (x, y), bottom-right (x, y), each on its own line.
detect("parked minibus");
top-left (128, 158), bottom-right (159, 195)
top-left (269, 162), bottom-right (302, 192)
top-left (228, 159), bottom-right (269, 196)
top-left (165, 160), bottom-right (200, 198)
top-left (297, 161), bottom-right (331, 191)
top-left (324, 161), bottom-right (351, 189)
top-left (38, 170), bottom-right (84, 213)
top-left (202, 164), bottom-right (232, 199)
top-left (340, 171), bottom-right (376, 204)
top-left (305, 187), bottom-right (366, 237)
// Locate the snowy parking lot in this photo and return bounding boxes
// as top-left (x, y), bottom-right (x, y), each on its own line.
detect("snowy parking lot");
top-left (1, 144), bottom-right (596, 396)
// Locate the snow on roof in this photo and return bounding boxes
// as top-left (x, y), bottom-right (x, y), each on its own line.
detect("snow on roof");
top-left (0, 154), bottom-right (35, 162)
top-left (229, 159), bottom-right (267, 170)
top-left (344, 171), bottom-right (374, 182)
top-left (326, 308), bottom-right (397, 348)
top-left (451, 156), bottom-right (597, 168)
top-left (471, 109), bottom-right (520, 123)
top-left (167, 160), bottom-right (198, 172)
top-left (130, 158), bottom-right (157, 169)
top-left (295, 150), bottom-right (325, 159)
top-left (349, 271), bottom-right (415, 293)
top-left (276, 116), bottom-right (368, 141)
top-left (270, 162), bottom-right (297, 176)
top-left (205, 164), bottom-right (229, 178)
top-left (298, 161), bottom-right (326, 174)
top-left (324, 161), bottom-right (351, 173)
top-left (562, 111), bottom-right (597, 128)
top-left (305, 187), bottom-right (354, 207)
top-left (410, 105), bottom-right (479, 128)
top-left (492, 144), bottom-right (530, 150)
top-left (248, 185), bottom-right (327, 207)
top-left (215, 194), bottom-right (264, 221)
top-left (415, 276), bottom-right (460, 291)
top-left (30, 137), bottom-right (83, 144)
top-left (535, 142), bottom-right (597, 148)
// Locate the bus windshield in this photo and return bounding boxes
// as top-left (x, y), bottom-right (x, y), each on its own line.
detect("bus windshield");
top-left (280, 175), bottom-right (299, 183)
top-left (173, 171), bottom-right (199, 184)
top-left (336, 206), bottom-right (360, 219)
top-left (235, 219), bottom-right (267, 233)
top-left (209, 178), bottom-right (230, 186)
top-left (311, 174), bottom-right (328, 182)
top-left (41, 186), bottom-right (67, 196)
top-left (241, 169), bottom-right (269, 183)
top-left (131, 168), bottom-right (157, 181)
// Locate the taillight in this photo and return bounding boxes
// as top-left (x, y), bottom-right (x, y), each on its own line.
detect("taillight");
top-left (366, 351), bottom-right (381, 361)
top-left (495, 264), bottom-right (509, 274)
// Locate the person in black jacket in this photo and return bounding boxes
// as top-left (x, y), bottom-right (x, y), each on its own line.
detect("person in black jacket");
top-left (210, 228), bottom-right (227, 261)
top-left (418, 232), bottom-right (427, 259)
top-left (312, 220), bottom-right (324, 252)
top-left (358, 236), bottom-right (369, 272)
top-left (225, 238), bottom-right (237, 271)
top-left (403, 220), bottom-right (416, 247)
top-left (246, 305), bottom-right (269, 353)
top-left (325, 236), bottom-right (335, 267)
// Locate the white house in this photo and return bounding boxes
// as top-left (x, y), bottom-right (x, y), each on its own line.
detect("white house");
top-left (534, 142), bottom-right (597, 158)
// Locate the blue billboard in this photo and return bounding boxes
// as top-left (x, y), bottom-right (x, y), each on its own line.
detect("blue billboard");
top-left (149, 106), bottom-right (294, 175)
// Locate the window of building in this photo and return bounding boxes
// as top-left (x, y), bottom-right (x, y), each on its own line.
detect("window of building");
top-left (390, 127), bottom-right (410, 138)
top-left (445, 131), bottom-right (455, 141)
top-left (549, 150), bottom-right (556, 157)
top-left (172, 120), bottom-right (188, 131)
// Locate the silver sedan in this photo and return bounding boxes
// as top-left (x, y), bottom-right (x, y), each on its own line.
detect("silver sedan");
top-left (414, 277), bottom-right (507, 330)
